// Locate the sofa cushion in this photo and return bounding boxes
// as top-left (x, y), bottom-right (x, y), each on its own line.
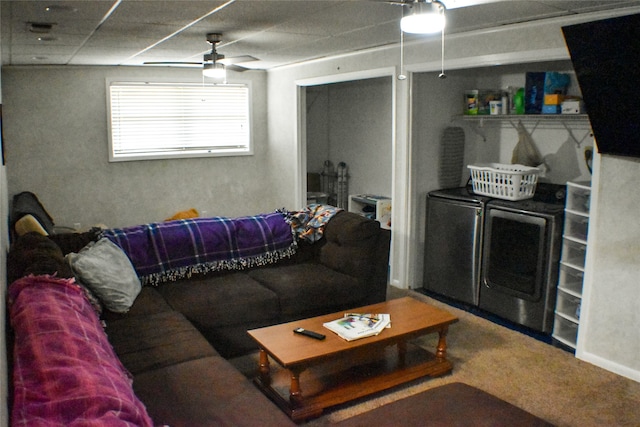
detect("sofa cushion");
top-left (157, 272), bottom-right (280, 328)
top-left (248, 263), bottom-right (362, 317)
top-left (133, 356), bottom-right (297, 427)
top-left (319, 212), bottom-right (381, 280)
top-left (323, 211), bottom-right (381, 243)
top-left (106, 310), bottom-right (218, 375)
top-left (102, 286), bottom-right (173, 321)
top-left (67, 237), bottom-right (141, 313)
top-left (202, 322), bottom-right (283, 358)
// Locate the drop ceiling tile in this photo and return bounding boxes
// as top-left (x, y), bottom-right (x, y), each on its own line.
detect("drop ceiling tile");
top-left (105, 1), bottom-right (230, 25)
top-left (3, 0), bottom-right (640, 69)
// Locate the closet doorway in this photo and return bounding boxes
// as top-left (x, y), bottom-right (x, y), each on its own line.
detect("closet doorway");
top-left (304, 76), bottom-right (393, 211)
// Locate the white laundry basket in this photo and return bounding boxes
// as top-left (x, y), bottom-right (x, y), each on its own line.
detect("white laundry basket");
top-left (468, 163), bottom-right (540, 201)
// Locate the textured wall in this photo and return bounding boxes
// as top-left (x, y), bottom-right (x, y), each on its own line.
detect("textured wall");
top-left (306, 78), bottom-right (393, 199)
top-left (2, 66), bottom-right (280, 229)
top-left (578, 155), bottom-right (640, 380)
top-left (327, 77), bottom-right (392, 198)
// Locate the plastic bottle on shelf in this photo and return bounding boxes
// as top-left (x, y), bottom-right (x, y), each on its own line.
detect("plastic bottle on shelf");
top-left (514, 87), bottom-right (525, 115)
top-left (501, 92), bottom-right (509, 115)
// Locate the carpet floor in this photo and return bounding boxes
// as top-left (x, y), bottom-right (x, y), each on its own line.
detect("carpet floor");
top-left (230, 287), bottom-right (640, 426)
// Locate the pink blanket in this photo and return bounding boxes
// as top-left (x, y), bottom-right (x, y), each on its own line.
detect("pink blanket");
top-left (8, 275), bottom-right (155, 426)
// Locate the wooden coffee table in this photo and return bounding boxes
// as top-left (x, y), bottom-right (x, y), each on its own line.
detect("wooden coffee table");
top-left (247, 297), bottom-right (458, 422)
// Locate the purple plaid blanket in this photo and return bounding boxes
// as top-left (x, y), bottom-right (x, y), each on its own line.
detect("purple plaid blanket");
top-left (101, 212), bottom-right (296, 285)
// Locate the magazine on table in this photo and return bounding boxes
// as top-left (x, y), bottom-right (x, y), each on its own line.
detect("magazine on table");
top-left (323, 313), bottom-right (391, 341)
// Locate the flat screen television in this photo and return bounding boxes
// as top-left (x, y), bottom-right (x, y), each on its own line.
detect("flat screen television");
top-left (562, 13), bottom-right (640, 158)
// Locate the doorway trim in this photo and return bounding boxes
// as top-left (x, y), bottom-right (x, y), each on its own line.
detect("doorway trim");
top-left (295, 66), bottom-right (408, 288)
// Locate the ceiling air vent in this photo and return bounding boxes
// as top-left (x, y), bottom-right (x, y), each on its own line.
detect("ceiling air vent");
top-left (27, 22), bottom-right (56, 34)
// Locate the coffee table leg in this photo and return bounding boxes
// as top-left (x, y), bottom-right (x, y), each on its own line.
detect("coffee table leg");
top-left (258, 348), bottom-right (271, 385)
top-left (398, 340), bottom-right (407, 366)
top-left (436, 326), bottom-right (449, 360)
top-left (289, 368), bottom-right (303, 405)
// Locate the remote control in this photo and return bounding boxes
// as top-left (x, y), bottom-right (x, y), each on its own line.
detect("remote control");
top-left (293, 327), bottom-right (326, 340)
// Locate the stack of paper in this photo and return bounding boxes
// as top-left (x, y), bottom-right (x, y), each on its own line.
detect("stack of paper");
top-left (323, 313), bottom-right (391, 341)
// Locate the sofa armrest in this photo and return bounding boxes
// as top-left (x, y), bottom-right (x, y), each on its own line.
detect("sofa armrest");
top-left (319, 212), bottom-right (390, 302)
top-left (8, 276), bottom-right (154, 426)
top-left (371, 227), bottom-right (391, 301)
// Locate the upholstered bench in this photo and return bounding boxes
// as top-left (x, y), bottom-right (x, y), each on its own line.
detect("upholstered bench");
top-left (334, 382), bottom-right (553, 427)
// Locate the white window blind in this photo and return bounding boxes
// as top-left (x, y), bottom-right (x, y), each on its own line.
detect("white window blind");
top-left (108, 82), bottom-right (251, 161)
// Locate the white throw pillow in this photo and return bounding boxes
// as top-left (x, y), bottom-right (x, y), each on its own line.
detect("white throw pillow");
top-left (67, 237), bottom-right (141, 313)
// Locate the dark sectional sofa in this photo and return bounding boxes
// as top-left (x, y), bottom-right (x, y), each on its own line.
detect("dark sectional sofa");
top-left (103, 285), bottom-right (298, 426)
top-left (148, 210), bottom-right (391, 358)
top-left (7, 210), bottom-right (391, 426)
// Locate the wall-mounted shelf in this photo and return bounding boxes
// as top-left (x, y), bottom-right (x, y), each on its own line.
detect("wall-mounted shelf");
top-left (458, 114), bottom-right (589, 123)
top-left (456, 114), bottom-right (592, 146)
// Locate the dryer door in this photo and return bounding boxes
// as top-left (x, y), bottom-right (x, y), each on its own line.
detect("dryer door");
top-left (479, 206), bottom-right (559, 333)
top-left (481, 207), bottom-right (548, 302)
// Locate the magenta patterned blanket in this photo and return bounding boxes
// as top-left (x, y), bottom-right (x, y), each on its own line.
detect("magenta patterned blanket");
top-left (8, 275), bottom-right (155, 427)
top-left (100, 212), bottom-right (296, 285)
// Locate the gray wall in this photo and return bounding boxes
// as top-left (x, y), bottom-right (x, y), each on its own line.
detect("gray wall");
top-left (2, 66), bottom-right (282, 229)
top-left (306, 85), bottom-right (330, 175)
top-left (328, 77), bottom-right (392, 198)
top-left (306, 77), bottom-right (392, 198)
top-left (578, 155), bottom-right (640, 378)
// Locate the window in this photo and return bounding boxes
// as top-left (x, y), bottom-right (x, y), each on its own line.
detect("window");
top-left (108, 81), bottom-right (251, 161)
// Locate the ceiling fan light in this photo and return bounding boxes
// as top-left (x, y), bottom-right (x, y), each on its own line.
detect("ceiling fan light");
top-left (202, 62), bottom-right (226, 81)
top-left (401, 2), bottom-right (445, 34)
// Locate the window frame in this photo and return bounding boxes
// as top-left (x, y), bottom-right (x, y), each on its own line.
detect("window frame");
top-left (106, 79), bottom-right (253, 162)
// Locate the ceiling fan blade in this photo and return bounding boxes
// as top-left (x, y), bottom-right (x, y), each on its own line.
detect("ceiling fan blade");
top-left (219, 55), bottom-right (258, 66)
top-left (441, 0), bottom-right (509, 9)
top-left (374, 0), bottom-right (506, 9)
top-left (144, 61), bottom-right (203, 66)
top-left (143, 33), bottom-right (259, 71)
top-left (224, 64), bottom-right (250, 72)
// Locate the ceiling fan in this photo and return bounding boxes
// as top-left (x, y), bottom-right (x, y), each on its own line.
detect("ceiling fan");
top-left (381, 0), bottom-right (503, 8)
top-left (380, 0), bottom-right (505, 80)
top-left (144, 32), bottom-right (258, 73)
